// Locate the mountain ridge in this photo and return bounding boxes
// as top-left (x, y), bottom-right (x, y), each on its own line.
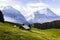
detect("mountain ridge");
top-left (2, 6), bottom-right (60, 24)
top-left (2, 6), bottom-right (29, 24)
top-left (29, 8), bottom-right (60, 24)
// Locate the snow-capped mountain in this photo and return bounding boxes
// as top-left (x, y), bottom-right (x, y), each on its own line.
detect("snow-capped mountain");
top-left (38, 8), bottom-right (57, 17)
top-left (2, 6), bottom-right (29, 24)
top-left (1, 6), bottom-right (60, 24)
top-left (31, 8), bottom-right (60, 23)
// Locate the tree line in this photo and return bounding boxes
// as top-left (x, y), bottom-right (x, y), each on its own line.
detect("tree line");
top-left (33, 20), bottom-right (60, 29)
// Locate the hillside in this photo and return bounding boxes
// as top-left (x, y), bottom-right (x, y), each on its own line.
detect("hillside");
top-left (0, 22), bottom-right (60, 40)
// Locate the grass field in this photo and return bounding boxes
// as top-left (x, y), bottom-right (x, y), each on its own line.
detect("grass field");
top-left (0, 22), bottom-right (60, 40)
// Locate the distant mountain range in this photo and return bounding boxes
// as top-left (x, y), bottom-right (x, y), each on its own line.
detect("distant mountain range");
top-left (30, 8), bottom-right (60, 23)
top-left (2, 6), bottom-right (60, 24)
top-left (2, 6), bottom-right (29, 24)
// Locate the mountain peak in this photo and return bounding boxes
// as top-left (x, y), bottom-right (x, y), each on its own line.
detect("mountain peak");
top-left (3, 6), bottom-right (16, 11)
top-left (29, 8), bottom-right (59, 23)
top-left (2, 6), bottom-right (60, 24)
top-left (36, 8), bottom-right (57, 17)
top-left (3, 6), bottom-right (29, 24)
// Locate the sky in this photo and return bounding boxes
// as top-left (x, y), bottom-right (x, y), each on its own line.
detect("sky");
top-left (0, 0), bottom-right (60, 16)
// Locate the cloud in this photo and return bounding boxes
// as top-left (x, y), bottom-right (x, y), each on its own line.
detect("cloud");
top-left (12, 3), bottom-right (48, 21)
top-left (23, 3), bottom-right (49, 21)
top-left (27, 3), bottom-right (48, 7)
top-left (0, 0), bottom-right (8, 2)
top-left (50, 8), bottom-right (60, 16)
top-left (0, 0), bottom-right (49, 21)
top-left (0, 0), bottom-right (9, 10)
top-left (26, 3), bottom-right (49, 12)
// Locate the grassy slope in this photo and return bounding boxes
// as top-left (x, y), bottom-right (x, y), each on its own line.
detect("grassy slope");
top-left (0, 22), bottom-right (60, 40)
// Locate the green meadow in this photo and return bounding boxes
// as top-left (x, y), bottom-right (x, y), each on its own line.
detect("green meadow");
top-left (0, 22), bottom-right (60, 40)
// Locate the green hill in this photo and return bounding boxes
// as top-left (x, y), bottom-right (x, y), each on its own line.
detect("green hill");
top-left (0, 22), bottom-right (60, 40)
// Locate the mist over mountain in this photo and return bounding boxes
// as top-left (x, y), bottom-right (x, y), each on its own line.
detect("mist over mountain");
top-left (2, 6), bottom-right (29, 24)
top-left (29, 8), bottom-right (60, 24)
top-left (1, 6), bottom-right (60, 24)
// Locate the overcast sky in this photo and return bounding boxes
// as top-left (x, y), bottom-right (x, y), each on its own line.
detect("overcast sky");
top-left (0, 0), bottom-right (60, 16)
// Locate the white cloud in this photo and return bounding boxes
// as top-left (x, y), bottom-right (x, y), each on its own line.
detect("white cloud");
top-left (0, 4), bottom-right (8, 10)
top-left (27, 3), bottom-right (48, 7)
top-left (12, 4), bottom-right (22, 11)
top-left (12, 3), bottom-right (48, 21)
top-left (26, 3), bottom-right (49, 13)
top-left (23, 3), bottom-right (49, 21)
top-left (0, 0), bottom-right (8, 2)
top-left (12, 3), bottom-right (47, 21)
top-left (0, 0), bottom-right (50, 21)
top-left (0, 0), bottom-right (10, 10)
top-left (0, 0), bottom-right (21, 10)
top-left (50, 8), bottom-right (60, 16)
